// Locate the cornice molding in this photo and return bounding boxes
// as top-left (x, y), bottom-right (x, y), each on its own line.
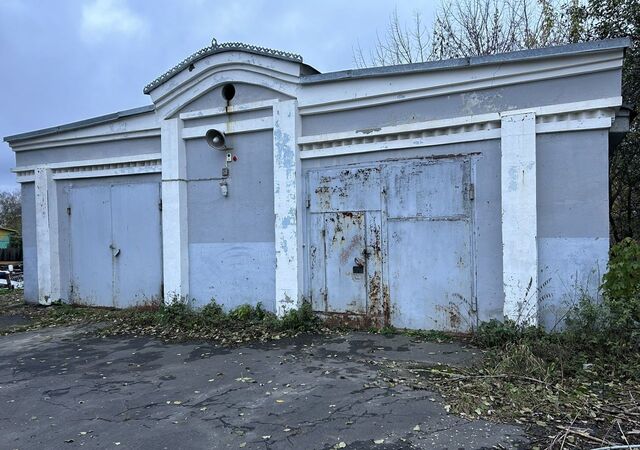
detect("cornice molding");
top-left (299, 98), bottom-right (620, 160)
top-left (13, 154), bottom-right (162, 183)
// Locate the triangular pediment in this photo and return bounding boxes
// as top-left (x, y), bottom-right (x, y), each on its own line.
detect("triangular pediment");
top-left (144, 40), bottom-right (318, 118)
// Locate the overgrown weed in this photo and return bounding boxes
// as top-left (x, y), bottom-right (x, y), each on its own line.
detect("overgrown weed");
top-left (417, 238), bottom-right (640, 448)
top-left (0, 296), bottom-right (322, 344)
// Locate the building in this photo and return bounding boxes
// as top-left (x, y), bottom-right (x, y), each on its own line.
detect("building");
top-left (0, 227), bottom-right (17, 250)
top-left (4, 38), bottom-right (631, 330)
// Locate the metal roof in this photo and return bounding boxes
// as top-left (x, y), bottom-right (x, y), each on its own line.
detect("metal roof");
top-left (143, 40), bottom-right (305, 94)
top-left (4, 105), bottom-right (155, 144)
top-left (4, 38), bottom-right (630, 145)
top-left (300, 37), bottom-right (631, 84)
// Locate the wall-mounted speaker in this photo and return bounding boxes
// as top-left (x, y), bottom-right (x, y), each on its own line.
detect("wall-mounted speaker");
top-left (205, 129), bottom-right (227, 150)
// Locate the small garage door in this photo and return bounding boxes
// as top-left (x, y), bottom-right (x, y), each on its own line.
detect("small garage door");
top-left (306, 157), bottom-right (476, 331)
top-left (307, 166), bottom-right (385, 323)
top-left (69, 183), bottom-right (162, 307)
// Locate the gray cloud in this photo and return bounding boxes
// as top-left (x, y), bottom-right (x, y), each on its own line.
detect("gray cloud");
top-left (0, 0), bottom-right (435, 191)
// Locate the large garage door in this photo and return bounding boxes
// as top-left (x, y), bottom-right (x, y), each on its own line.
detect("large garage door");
top-left (306, 157), bottom-right (476, 331)
top-left (69, 183), bottom-right (162, 307)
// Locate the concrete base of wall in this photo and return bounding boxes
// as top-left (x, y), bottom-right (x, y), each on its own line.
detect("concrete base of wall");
top-left (188, 242), bottom-right (276, 310)
top-left (538, 237), bottom-right (609, 329)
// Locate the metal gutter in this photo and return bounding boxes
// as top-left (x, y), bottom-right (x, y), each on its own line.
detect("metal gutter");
top-left (300, 38), bottom-right (631, 85)
top-left (5, 38), bottom-right (630, 145)
top-left (4, 105), bottom-right (155, 144)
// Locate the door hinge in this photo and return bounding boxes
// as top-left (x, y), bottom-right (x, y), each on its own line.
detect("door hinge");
top-left (158, 199), bottom-right (162, 211)
top-left (66, 206), bottom-right (71, 215)
top-left (305, 196), bottom-right (311, 209)
top-left (468, 183), bottom-right (475, 201)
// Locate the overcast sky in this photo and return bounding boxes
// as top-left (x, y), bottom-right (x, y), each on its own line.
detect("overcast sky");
top-left (0, 0), bottom-right (437, 191)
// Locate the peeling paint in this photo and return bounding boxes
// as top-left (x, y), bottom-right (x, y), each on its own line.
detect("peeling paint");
top-left (501, 112), bottom-right (538, 325)
top-left (307, 156), bottom-right (475, 331)
top-left (273, 100), bottom-right (300, 317)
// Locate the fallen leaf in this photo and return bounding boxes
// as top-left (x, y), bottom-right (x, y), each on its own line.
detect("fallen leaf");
top-left (413, 425), bottom-right (421, 431)
top-left (235, 377), bottom-right (255, 383)
top-left (374, 439), bottom-right (384, 444)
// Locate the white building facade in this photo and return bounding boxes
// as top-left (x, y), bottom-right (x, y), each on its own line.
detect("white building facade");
top-left (5, 39), bottom-right (631, 330)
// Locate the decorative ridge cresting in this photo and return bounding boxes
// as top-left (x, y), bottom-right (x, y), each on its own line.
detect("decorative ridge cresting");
top-left (143, 38), bottom-right (304, 94)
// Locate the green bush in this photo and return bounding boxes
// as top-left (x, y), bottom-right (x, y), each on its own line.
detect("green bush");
top-left (601, 237), bottom-right (640, 326)
top-left (200, 300), bottom-right (224, 322)
top-left (228, 303), bottom-right (272, 322)
top-left (158, 299), bottom-right (197, 327)
top-left (379, 325), bottom-right (397, 336)
top-left (278, 301), bottom-right (319, 331)
top-left (563, 295), bottom-right (613, 347)
top-left (228, 304), bottom-right (254, 321)
top-left (473, 319), bottom-right (544, 348)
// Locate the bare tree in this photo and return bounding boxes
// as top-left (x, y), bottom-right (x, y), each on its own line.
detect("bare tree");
top-left (431, 0), bottom-right (580, 59)
top-left (354, 0), bottom-right (586, 67)
top-left (354, 9), bottom-right (430, 68)
top-left (0, 189), bottom-right (21, 233)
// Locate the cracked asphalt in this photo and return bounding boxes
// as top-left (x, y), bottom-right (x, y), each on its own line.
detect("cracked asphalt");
top-left (0, 327), bottom-right (528, 449)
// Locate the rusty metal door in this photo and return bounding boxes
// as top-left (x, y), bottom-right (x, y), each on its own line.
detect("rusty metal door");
top-left (306, 165), bottom-right (383, 319)
top-left (383, 159), bottom-right (475, 331)
top-left (322, 212), bottom-right (367, 313)
top-left (308, 211), bottom-right (382, 316)
top-left (306, 158), bottom-right (474, 330)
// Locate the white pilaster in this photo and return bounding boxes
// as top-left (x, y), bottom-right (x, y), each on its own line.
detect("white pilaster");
top-left (34, 167), bottom-right (60, 305)
top-left (273, 100), bottom-right (300, 316)
top-left (161, 118), bottom-right (189, 301)
top-left (501, 112), bottom-right (538, 325)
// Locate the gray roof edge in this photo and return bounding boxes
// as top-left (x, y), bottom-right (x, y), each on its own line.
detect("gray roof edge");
top-left (143, 41), bottom-right (307, 94)
top-left (301, 37), bottom-right (631, 84)
top-left (5, 38), bottom-right (629, 145)
top-left (4, 105), bottom-right (156, 144)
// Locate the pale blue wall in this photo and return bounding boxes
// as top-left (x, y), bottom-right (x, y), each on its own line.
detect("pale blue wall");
top-left (21, 182), bottom-right (37, 303)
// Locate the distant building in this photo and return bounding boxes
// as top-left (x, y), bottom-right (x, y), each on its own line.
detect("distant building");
top-left (4, 38), bottom-right (632, 330)
top-left (0, 227), bottom-right (18, 249)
